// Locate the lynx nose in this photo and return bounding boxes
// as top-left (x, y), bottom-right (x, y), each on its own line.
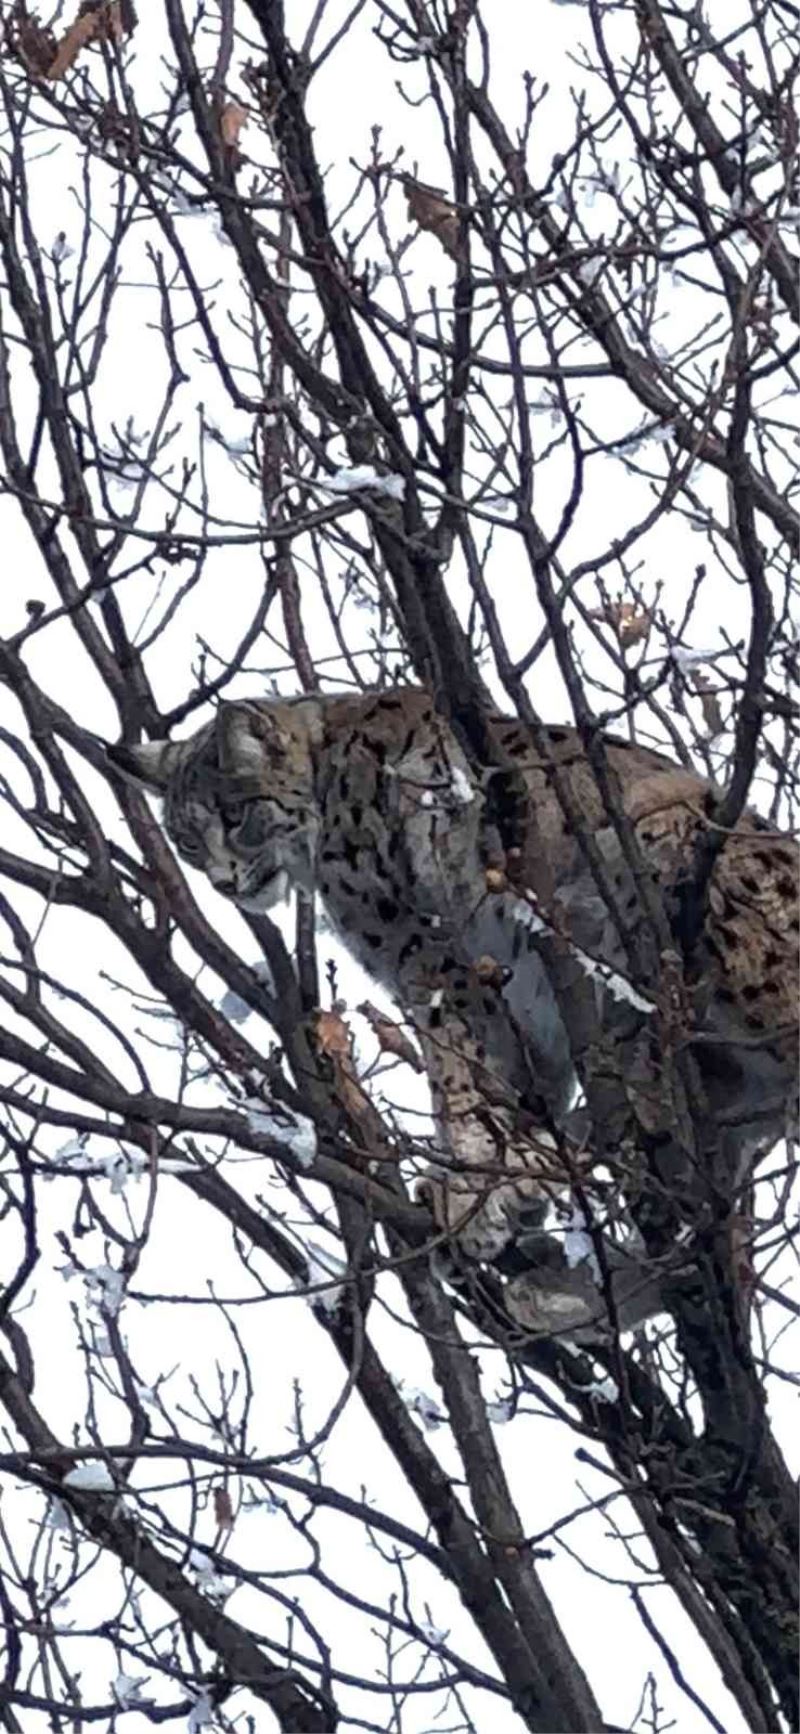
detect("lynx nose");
top-left (207, 867), bottom-right (239, 897)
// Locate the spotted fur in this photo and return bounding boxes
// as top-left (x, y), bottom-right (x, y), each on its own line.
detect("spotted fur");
top-left (115, 688), bottom-right (799, 1301)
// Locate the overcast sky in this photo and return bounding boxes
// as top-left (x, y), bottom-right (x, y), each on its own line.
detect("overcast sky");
top-left (0, 2), bottom-right (795, 1729)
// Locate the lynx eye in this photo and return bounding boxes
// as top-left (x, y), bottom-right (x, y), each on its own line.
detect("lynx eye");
top-left (176, 832), bottom-right (205, 865)
top-left (228, 804), bottom-right (265, 849)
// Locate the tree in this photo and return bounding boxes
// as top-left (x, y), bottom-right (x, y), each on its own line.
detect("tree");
top-left (0, 1), bottom-right (797, 1729)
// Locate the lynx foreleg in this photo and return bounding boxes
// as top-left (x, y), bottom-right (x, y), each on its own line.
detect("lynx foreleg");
top-left (402, 956), bottom-right (569, 1260)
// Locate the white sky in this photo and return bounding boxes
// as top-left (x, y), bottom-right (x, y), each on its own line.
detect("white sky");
top-left (0, 1), bottom-right (796, 1730)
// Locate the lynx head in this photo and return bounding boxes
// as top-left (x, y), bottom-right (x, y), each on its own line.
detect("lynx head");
top-left (110, 700), bottom-right (320, 910)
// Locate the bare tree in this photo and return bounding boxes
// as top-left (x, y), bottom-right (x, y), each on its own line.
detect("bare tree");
top-left (0, 2), bottom-right (797, 1730)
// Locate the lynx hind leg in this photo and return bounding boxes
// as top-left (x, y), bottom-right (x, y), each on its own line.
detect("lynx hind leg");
top-left (407, 962), bottom-right (568, 1261)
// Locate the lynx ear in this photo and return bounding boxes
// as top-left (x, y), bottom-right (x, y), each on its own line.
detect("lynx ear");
top-left (215, 703), bottom-right (286, 773)
top-left (106, 739), bottom-right (175, 793)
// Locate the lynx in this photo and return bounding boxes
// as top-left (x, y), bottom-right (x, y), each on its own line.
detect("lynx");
top-left (113, 688), bottom-right (798, 1337)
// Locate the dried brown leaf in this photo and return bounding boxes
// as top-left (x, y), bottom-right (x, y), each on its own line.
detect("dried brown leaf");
top-left (692, 672), bottom-right (724, 738)
top-left (358, 1001), bottom-right (424, 1072)
top-left (97, 100), bottom-right (131, 149)
top-left (619, 609), bottom-right (652, 648)
top-left (590, 599), bottom-right (652, 648)
top-left (44, 1), bottom-right (130, 81)
top-left (7, 6), bottom-right (57, 76)
top-left (44, 12), bottom-right (96, 78)
top-left (313, 1006), bottom-right (352, 1059)
top-left (219, 99), bottom-right (248, 151)
top-left (213, 1486), bottom-right (234, 1533)
top-left (313, 1006), bottom-right (387, 1138)
top-left (403, 175), bottom-right (462, 261)
top-left (99, 0), bottom-right (128, 41)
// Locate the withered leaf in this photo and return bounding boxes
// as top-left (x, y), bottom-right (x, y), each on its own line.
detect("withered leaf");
top-left (358, 1001), bottom-right (424, 1072)
top-left (97, 100), bottom-right (131, 148)
top-left (313, 1006), bottom-right (387, 1138)
top-left (44, 13), bottom-right (97, 79)
top-left (692, 672), bottom-right (724, 738)
top-left (590, 599), bottom-right (652, 648)
top-left (403, 175), bottom-right (462, 261)
top-left (213, 1485), bottom-right (234, 1532)
top-left (313, 1006), bottom-right (352, 1059)
top-left (88, 0), bottom-right (136, 27)
top-left (618, 608), bottom-right (652, 648)
top-left (219, 99), bottom-right (248, 152)
top-left (45, 1), bottom-right (130, 82)
top-left (8, 7), bottom-right (58, 76)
